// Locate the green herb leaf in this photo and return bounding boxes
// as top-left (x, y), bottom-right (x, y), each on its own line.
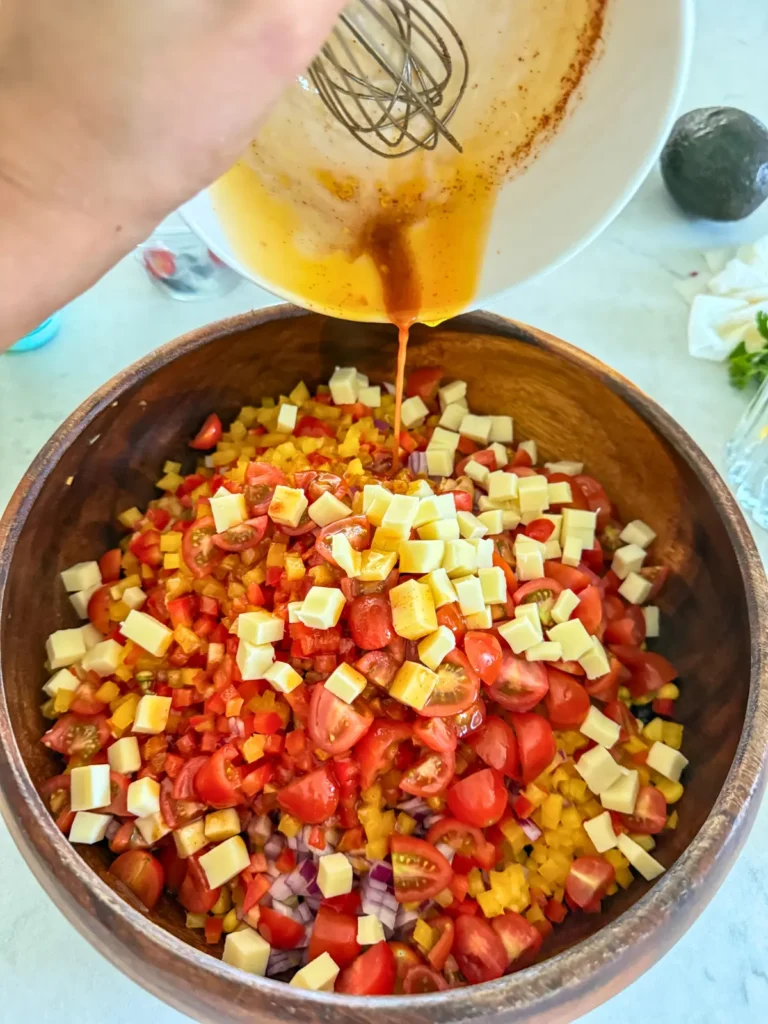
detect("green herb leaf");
top-left (728, 340), bottom-right (768, 390)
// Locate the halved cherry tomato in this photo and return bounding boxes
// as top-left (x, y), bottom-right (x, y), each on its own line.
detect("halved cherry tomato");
top-left (40, 774), bottom-right (75, 834)
top-left (509, 713), bottom-right (556, 784)
top-left (451, 490), bottom-right (473, 512)
top-left (157, 845), bottom-right (186, 894)
top-left (189, 413), bottom-right (223, 450)
top-left (604, 608), bottom-right (646, 646)
top-left (621, 784), bottom-right (667, 834)
top-left (603, 698), bottom-right (638, 741)
top-left (491, 911), bottom-right (542, 968)
top-left (338, 942), bottom-right (397, 996)
top-left (194, 744), bottom-right (243, 809)
top-left (609, 646), bottom-right (677, 696)
top-left (574, 475), bottom-right (613, 529)
top-left (406, 366), bottom-right (443, 402)
top-left (464, 631), bottom-right (503, 685)
top-left (296, 416), bottom-right (335, 438)
top-left (308, 906), bottom-right (361, 968)
top-left (583, 656), bottom-right (625, 702)
top-left (544, 668), bottom-right (591, 729)
top-left (87, 585), bottom-right (111, 633)
top-left (355, 650), bottom-right (399, 689)
top-left (42, 713), bottom-right (109, 758)
top-left (277, 764), bottom-right (339, 824)
top-left (308, 473), bottom-right (343, 502)
top-left (308, 683), bottom-right (373, 755)
top-left (543, 561), bottom-right (592, 593)
top-left (348, 594), bottom-right (394, 650)
top-left (278, 512), bottom-right (316, 537)
top-left (436, 603), bottom-right (467, 645)
top-left (389, 940), bottom-right (424, 987)
top-left (212, 516), bottom-right (268, 552)
top-left (525, 519), bottom-right (555, 543)
top-left (355, 720), bottom-right (413, 791)
top-left (453, 915), bottom-right (507, 984)
top-left (573, 585), bottom-right (604, 636)
top-left (447, 767), bottom-right (507, 828)
top-left (178, 854), bottom-right (221, 914)
top-left (99, 771), bottom-right (130, 816)
top-left (257, 906), bottom-right (305, 950)
top-left (244, 463), bottom-right (288, 515)
top-left (400, 748), bottom-right (455, 797)
top-left (316, 516), bottom-right (371, 567)
top-left (455, 447), bottom-right (497, 478)
top-left (108, 821), bottom-right (149, 854)
top-left (403, 965), bottom-right (447, 993)
top-left (110, 851), bottom-right (165, 910)
top-left (182, 516), bottom-right (221, 578)
top-left (546, 472), bottom-right (589, 510)
top-left (513, 577), bottom-right (563, 625)
top-left (420, 650), bottom-right (480, 717)
top-left (426, 916), bottom-right (455, 970)
top-left (467, 715), bottom-right (520, 779)
top-left (69, 679), bottom-right (108, 717)
top-left (452, 697), bottom-right (486, 739)
top-left (130, 528), bottom-right (163, 567)
top-left (413, 716), bottom-right (457, 753)
top-left (426, 818), bottom-right (496, 871)
top-left (565, 856), bottom-right (615, 909)
top-left (639, 565), bottom-right (669, 600)
top-left (390, 835), bottom-right (453, 903)
top-left (160, 777), bottom-right (207, 829)
top-left (98, 548), bottom-right (122, 584)
top-left (488, 651), bottom-right (549, 712)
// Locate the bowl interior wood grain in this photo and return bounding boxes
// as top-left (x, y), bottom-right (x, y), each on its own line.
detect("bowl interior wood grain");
top-left (1, 307), bottom-right (766, 1024)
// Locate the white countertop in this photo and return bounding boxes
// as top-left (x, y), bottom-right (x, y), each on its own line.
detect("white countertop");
top-left (2, 1), bottom-right (768, 1020)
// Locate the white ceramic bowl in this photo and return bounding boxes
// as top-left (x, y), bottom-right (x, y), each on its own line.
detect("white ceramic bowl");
top-left (182, 0), bottom-right (694, 319)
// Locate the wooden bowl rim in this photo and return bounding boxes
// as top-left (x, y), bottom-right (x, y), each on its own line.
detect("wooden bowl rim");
top-left (1, 305), bottom-right (767, 1022)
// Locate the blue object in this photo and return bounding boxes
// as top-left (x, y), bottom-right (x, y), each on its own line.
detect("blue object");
top-left (9, 313), bottom-right (61, 352)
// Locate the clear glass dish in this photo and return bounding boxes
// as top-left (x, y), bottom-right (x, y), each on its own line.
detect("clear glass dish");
top-left (137, 226), bottom-right (241, 301)
top-left (726, 375), bottom-right (768, 528)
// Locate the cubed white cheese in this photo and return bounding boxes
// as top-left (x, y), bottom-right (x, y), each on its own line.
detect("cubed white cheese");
top-left (439, 403), bottom-right (467, 431)
top-left (69, 583), bottom-right (101, 619)
top-left (465, 606), bottom-right (493, 629)
top-left (122, 586), bottom-right (147, 611)
top-left (236, 639), bottom-right (276, 681)
top-left (173, 819), bottom-right (209, 859)
top-left (580, 705), bottom-right (621, 748)
top-left (579, 636), bottom-right (611, 679)
top-left (617, 833), bottom-right (665, 881)
top-left (547, 619), bottom-right (593, 662)
top-left (325, 664), bottom-right (367, 704)
top-left (79, 624), bottom-right (103, 650)
top-left (544, 538), bottom-right (562, 561)
top-left (548, 481), bottom-right (573, 505)
top-left (120, 610), bottom-right (173, 657)
top-left (43, 667), bottom-right (80, 698)
top-left (263, 660), bottom-right (303, 695)
top-left (298, 587), bottom-right (346, 630)
top-left (287, 602), bottom-right (304, 624)
top-left (460, 414), bottom-right (492, 445)
top-left (210, 489), bottom-right (248, 534)
top-left (401, 395), bottom-right (430, 428)
top-left (357, 914), bottom-right (386, 946)
top-left (457, 511), bottom-right (488, 540)
top-left (61, 561), bottom-right (102, 593)
top-left (515, 535), bottom-right (545, 559)
top-left (463, 462), bottom-right (489, 492)
top-left (205, 808), bottom-right (242, 843)
top-left (317, 852), bottom-right (353, 898)
top-left (358, 385), bottom-right (381, 408)
top-left (517, 475), bottom-right (549, 513)
top-left (390, 661), bottom-right (439, 710)
top-left (583, 811), bottom-right (619, 853)
top-left (426, 446), bottom-right (455, 477)
top-left (389, 579), bottom-right (437, 640)
top-left (552, 589), bottom-right (580, 624)
top-left (418, 626), bottom-right (456, 670)
top-left (356, 371), bottom-right (369, 389)
top-left (600, 770), bottom-right (640, 815)
top-left (442, 539), bottom-right (477, 578)
top-left (488, 470), bottom-right (518, 501)
top-left (517, 440), bottom-right (538, 463)
top-left (359, 549), bottom-right (398, 582)
top-left (525, 641), bottom-right (562, 662)
top-left (308, 491), bottom-right (352, 528)
top-left (46, 628), bottom-right (87, 670)
top-left (108, 736), bottom-right (141, 775)
top-left (127, 777), bottom-right (161, 818)
top-left (363, 484), bottom-right (394, 526)
top-left (418, 519), bottom-right (460, 541)
top-left (454, 575), bottom-right (485, 617)
top-left (499, 617), bottom-right (541, 655)
top-left (517, 549), bottom-right (544, 581)
top-left (290, 951), bottom-right (340, 991)
top-left (399, 541), bottom-right (445, 575)
top-left (502, 509), bottom-right (522, 530)
top-left (438, 380), bottom-right (467, 408)
top-left (561, 535), bottom-right (583, 568)
top-left (133, 694), bottom-right (172, 735)
top-left (489, 442), bottom-right (509, 469)
top-left (620, 520), bottom-right (657, 549)
top-left (468, 537), bottom-right (494, 569)
top-left (477, 509), bottom-right (504, 535)
top-left (478, 566), bottom-right (506, 605)
top-left (70, 764), bottom-right (111, 811)
top-left (429, 427), bottom-right (462, 452)
top-left (575, 746), bottom-right (623, 795)
top-left (238, 611), bottom-right (285, 646)
top-left (612, 544), bottom-right (647, 580)
top-left (135, 811), bottom-right (172, 846)
top-left (643, 606), bottom-right (660, 638)
top-left (408, 480), bottom-right (435, 498)
top-left (545, 460), bottom-right (584, 476)
top-left (515, 603), bottom-right (541, 628)
top-left (619, 572), bottom-right (653, 605)
top-left (69, 811), bottom-right (112, 845)
top-left (489, 415), bottom-right (513, 443)
top-left (646, 741), bottom-right (689, 782)
top-left (223, 927), bottom-right (271, 977)
top-left (562, 508), bottom-right (597, 548)
top-left (413, 493), bottom-right (456, 527)
top-left (269, 485), bottom-right (308, 529)
top-left (382, 494), bottom-right (419, 538)
top-left (81, 639), bottom-right (123, 678)
top-left (372, 527), bottom-right (402, 553)
top-left (328, 367), bottom-right (360, 406)
top-left (276, 403), bottom-right (298, 434)
top-left (422, 569), bottom-right (457, 608)
top-left (199, 835), bottom-right (250, 889)
top-left (332, 532), bottom-right (362, 578)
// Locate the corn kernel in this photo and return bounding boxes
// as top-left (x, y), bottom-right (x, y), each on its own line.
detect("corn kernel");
top-left (222, 908), bottom-right (239, 933)
top-left (278, 813), bottom-right (302, 838)
top-left (212, 888), bottom-right (232, 916)
top-left (657, 683), bottom-right (680, 700)
top-left (641, 717), bottom-right (665, 743)
top-left (662, 722), bottom-right (684, 750)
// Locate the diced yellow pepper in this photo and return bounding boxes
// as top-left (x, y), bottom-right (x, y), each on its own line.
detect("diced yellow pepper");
top-left (156, 471), bottom-right (184, 492)
top-left (413, 920), bottom-right (436, 952)
top-left (289, 381), bottom-right (310, 405)
top-left (477, 890), bottom-right (504, 918)
top-left (108, 693), bottom-right (140, 735)
top-left (284, 553), bottom-right (306, 581)
top-left (365, 838), bottom-right (389, 860)
top-left (662, 722), bottom-right (684, 750)
top-left (616, 867), bottom-right (634, 889)
top-left (500, 818), bottom-right (526, 853)
top-left (434, 888), bottom-right (455, 908)
top-left (467, 867), bottom-right (486, 897)
top-left (160, 533), bottom-right (182, 553)
top-left (655, 778), bottom-right (684, 804)
top-left (396, 813), bottom-right (417, 836)
top-left (523, 783), bottom-right (548, 809)
top-left (623, 735), bottom-right (648, 755)
top-left (309, 564), bottom-right (336, 586)
top-left (541, 794), bottom-right (563, 830)
top-left (163, 554), bottom-right (180, 570)
top-left (174, 624), bottom-right (201, 654)
top-left (278, 814), bottom-right (302, 839)
top-left (267, 543), bottom-right (287, 569)
top-left (114, 665), bottom-right (133, 683)
top-left (243, 736), bottom-right (266, 763)
top-left (95, 680), bottom-right (120, 704)
top-left (657, 683), bottom-right (680, 700)
top-left (525, 904), bottom-right (546, 926)
top-left (665, 810), bottom-right (679, 830)
top-left (641, 717), bottom-right (665, 743)
top-left (54, 689), bottom-right (76, 713)
top-left (604, 849), bottom-right (629, 871)
top-left (119, 507), bottom-right (143, 528)
top-left (561, 806), bottom-right (582, 830)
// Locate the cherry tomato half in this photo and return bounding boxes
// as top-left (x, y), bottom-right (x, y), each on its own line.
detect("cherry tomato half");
top-left (513, 578), bottom-right (563, 626)
top-left (465, 631), bottom-right (503, 685)
top-left (178, 854), bottom-right (221, 914)
top-left (189, 413), bottom-right (223, 450)
top-left (308, 683), bottom-right (373, 755)
top-left (194, 744), bottom-right (243, 809)
top-left (348, 594), bottom-right (395, 650)
top-left (316, 516), bottom-right (371, 567)
top-left (447, 767), bottom-right (508, 828)
top-left (41, 713), bottom-right (109, 759)
top-left (426, 818), bottom-right (496, 871)
top-left (245, 464), bottom-right (288, 515)
top-left (402, 965), bottom-right (447, 993)
top-left (258, 906), bottom-right (305, 950)
top-left (565, 856), bottom-right (615, 909)
top-left (406, 366), bottom-right (443, 403)
top-left (337, 941), bottom-right (397, 995)
top-left (467, 715), bottom-right (520, 779)
top-left (399, 748), bottom-right (456, 797)
top-left (419, 651), bottom-right (480, 718)
top-left (355, 719), bottom-right (413, 791)
top-left (110, 851), bottom-right (165, 910)
top-left (212, 516), bottom-right (269, 552)
top-left (390, 835), bottom-right (454, 903)
top-left (621, 785), bottom-right (667, 834)
top-left (308, 906), bottom-right (361, 968)
top-left (355, 650), bottom-right (399, 689)
top-left (413, 715), bottom-right (457, 753)
top-left (544, 668), bottom-right (591, 730)
top-left (509, 713), bottom-right (556, 784)
top-left (487, 651), bottom-right (549, 713)
top-left (182, 516), bottom-right (221, 579)
top-left (491, 911), bottom-right (542, 968)
top-left (277, 765), bottom-right (339, 824)
top-left (453, 915), bottom-right (507, 984)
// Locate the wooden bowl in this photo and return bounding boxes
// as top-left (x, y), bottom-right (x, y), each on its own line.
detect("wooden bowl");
top-left (1, 307), bottom-right (766, 1024)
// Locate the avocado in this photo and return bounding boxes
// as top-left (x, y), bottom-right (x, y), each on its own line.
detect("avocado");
top-left (660, 107), bottom-right (768, 221)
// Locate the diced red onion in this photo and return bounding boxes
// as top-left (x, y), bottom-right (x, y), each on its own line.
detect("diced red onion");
top-left (266, 950), bottom-right (303, 977)
top-left (268, 874), bottom-right (294, 901)
top-left (304, 893), bottom-right (323, 911)
top-left (397, 796), bottom-right (430, 818)
top-left (395, 903), bottom-right (420, 930)
top-left (105, 819), bottom-right (121, 842)
top-left (300, 858), bottom-right (319, 883)
top-left (284, 869), bottom-right (308, 896)
top-left (383, 382), bottom-right (396, 395)
top-left (286, 836), bottom-right (299, 851)
top-left (374, 418), bottom-right (389, 431)
top-left (265, 860), bottom-right (280, 878)
top-left (307, 879), bottom-right (321, 896)
top-left (366, 876), bottom-right (390, 893)
top-left (369, 860), bottom-right (394, 885)
top-left (423, 813), bottom-right (444, 828)
top-left (435, 842), bottom-right (456, 864)
top-left (264, 833), bottom-right (284, 859)
top-left (295, 901), bottom-right (315, 924)
top-left (408, 451), bottom-right (428, 474)
top-left (227, 717), bottom-right (245, 739)
top-left (248, 814), bottom-right (273, 844)
top-left (519, 818), bottom-right (542, 841)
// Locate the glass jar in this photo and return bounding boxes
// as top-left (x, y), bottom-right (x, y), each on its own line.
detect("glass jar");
top-left (726, 375), bottom-right (768, 528)
top-left (137, 226), bottom-right (241, 301)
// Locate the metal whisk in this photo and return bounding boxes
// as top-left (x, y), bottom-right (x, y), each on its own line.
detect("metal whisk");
top-left (308, 0), bottom-right (469, 159)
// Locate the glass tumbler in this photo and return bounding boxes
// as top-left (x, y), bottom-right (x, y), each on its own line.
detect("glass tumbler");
top-left (726, 376), bottom-right (768, 528)
top-left (137, 226), bottom-right (241, 301)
